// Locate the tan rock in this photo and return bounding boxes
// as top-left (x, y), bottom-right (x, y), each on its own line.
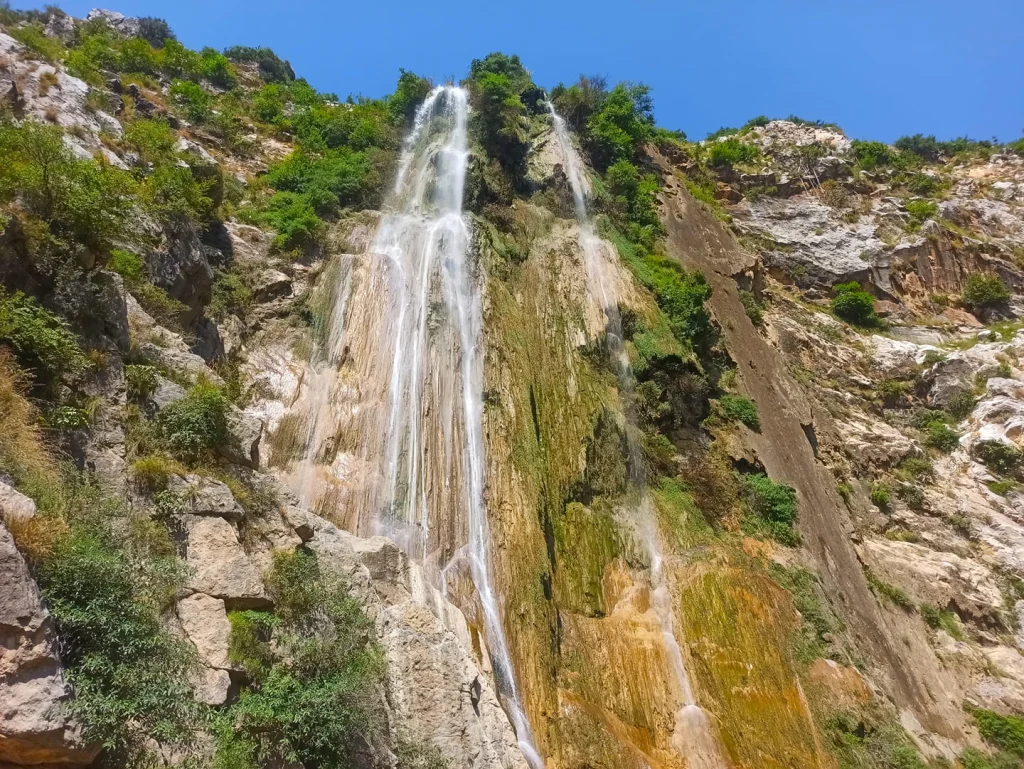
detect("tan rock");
top-left (176, 593), bottom-right (232, 670)
top-left (0, 481), bottom-right (36, 523)
top-left (0, 524), bottom-right (97, 767)
top-left (184, 516), bottom-right (266, 607)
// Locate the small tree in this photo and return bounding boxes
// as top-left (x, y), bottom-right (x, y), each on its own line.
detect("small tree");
top-left (831, 282), bottom-right (879, 327)
top-left (962, 273), bottom-right (1011, 311)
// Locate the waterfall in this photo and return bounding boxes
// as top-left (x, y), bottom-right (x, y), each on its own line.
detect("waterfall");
top-left (547, 103), bottom-right (728, 769)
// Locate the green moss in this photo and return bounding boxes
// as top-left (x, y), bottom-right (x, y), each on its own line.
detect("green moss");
top-left (551, 500), bottom-right (619, 616)
top-left (970, 708), bottom-right (1024, 757)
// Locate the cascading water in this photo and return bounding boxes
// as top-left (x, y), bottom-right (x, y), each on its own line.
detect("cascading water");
top-left (290, 85), bottom-right (542, 769)
top-left (547, 103), bottom-right (728, 769)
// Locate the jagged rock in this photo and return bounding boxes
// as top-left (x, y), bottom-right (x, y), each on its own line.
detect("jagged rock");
top-left (219, 408), bottom-right (263, 469)
top-left (964, 378), bottom-right (1024, 448)
top-left (0, 34), bottom-right (125, 168)
top-left (145, 219), bottom-right (214, 324)
top-left (191, 667), bottom-right (231, 707)
top-left (0, 524), bottom-right (97, 767)
top-left (190, 317), bottom-right (225, 364)
top-left (862, 538), bottom-right (1004, 622)
top-left (43, 13), bottom-right (75, 42)
top-left (0, 482), bottom-right (36, 523)
top-left (836, 417), bottom-right (920, 468)
top-left (303, 516), bottom-right (529, 769)
top-left (869, 335), bottom-right (941, 379)
top-left (151, 375), bottom-right (186, 410)
top-left (169, 475), bottom-right (244, 520)
top-left (85, 9), bottom-right (141, 36)
top-left (139, 343), bottom-right (225, 388)
top-left (183, 516), bottom-right (267, 607)
top-left (254, 270), bottom-right (292, 302)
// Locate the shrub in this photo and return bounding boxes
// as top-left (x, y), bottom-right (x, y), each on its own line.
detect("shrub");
top-left (870, 483), bottom-right (891, 508)
top-left (894, 134), bottom-right (941, 162)
top-left (585, 82), bottom-right (655, 170)
top-left (469, 71), bottom-right (528, 173)
top-left (830, 281), bottom-right (879, 326)
top-left (258, 192), bottom-right (324, 253)
top-left (169, 80), bottom-right (211, 122)
top-left (715, 393), bottom-right (760, 430)
top-left (898, 456), bottom-right (934, 480)
top-left (905, 199), bottom-right (938, 227)
top-left (866, 569), bottom-right (915, 610)
top-left (925, 422), bottom-right (960, 453)
top-left (0, 290), bottom-right (89, 382)
top-left (107, 250), bottom-right (187, 328)
top-left (896, 483), bottom-right (925, 509)
top-left (130, 453), bottom-right (184, 493)
top-left (139, 165), bottom-right (214, 224)
top-left (738, 289), bottom-right (764, 326)
top-left (947, 388), bottom-right (977, 420)
top-left (224, 46), bottom-right (294, 83)
top-left (199, 48), bottom-right (237, 89)
top-left (157, 383), bottom-right (229, 463)
top-left (387, 68), bottom-right (432, 125)
top-left (10, 22), bottom-right (65, 63)
top-left (973, 440), bottom-right (1023, 478)
top-left (877, 379), bottom-right (911, 407)
top-left (919, 603), bottom-right (963, 639)
top-left (739, 472), bottom-right (798, 545)
top-left (962, 273), bottom-right (1011, 311)
top-left (708, 138), bottom-right (759, 168)
top-left (851, 140), bottom-right (896, 170)
top-left (971, 708), bottom-right (1024, 757)
top-left (136, 17), bottom-right (175, 48)
top-left (216, 550), bottom-right (385, 769)
top-left (36, 506), bottom-right (197, 762)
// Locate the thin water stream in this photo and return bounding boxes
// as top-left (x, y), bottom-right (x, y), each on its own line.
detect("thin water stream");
top-left (547, 103), bottom-right (728, 769)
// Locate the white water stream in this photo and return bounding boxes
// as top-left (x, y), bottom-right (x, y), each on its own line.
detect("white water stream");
top-left (547, 103), bottom-right (727, 769)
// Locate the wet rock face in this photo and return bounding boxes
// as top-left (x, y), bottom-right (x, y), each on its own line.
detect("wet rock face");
top-left (0, 524), bottom-right (97, 768)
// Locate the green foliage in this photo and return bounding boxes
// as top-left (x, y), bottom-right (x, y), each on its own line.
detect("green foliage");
top-left (851, 140), bottom-right (898, 170)
top-left (738, 289), bottom-right (764, 326)
top-left (257, 192), bottom-right (325, 253)
top-left (714, 393), bottom-right (760, 430)
top-left (876, 379), bottom-right (911, 407)
top-left (198, 47), bottom-right (237, 89)
top-left (169, 80), bottom-right (211, 122)
top-left (896, 482), bottom-right (926, 509)
top-left (388, 69), bottom-right (432, 124)
top-left (905, 199), bottom-right (938, 228)
top-left (136, 17), bottom-right (176, 48)
top-left (739, 472), bottom-right (798, 545)
top-left (971, 708), bottom-right (1024, 757)
top-left (129, 453), bottom-right (184, 494)
top-left (919, 604), bottom-right (963, 639)
top-left (224, 46), bottom-right (294, 83)
top-left (216, 550), bottom-right (385, 769)
top-left (550, 75), bottom-right (607, 132)
top-left (209, 268), bottom-right (254, 320)
top-left (0, 290), bottom-right (89, 382)
top-left (962, 273), bottom-right (1012, 311)
top-left (122, 117), bottom-right (178, 165)
top-left (603, 159), bottom-right (662, 248)
top-left (865, 569), bottom-right (915, 610)
top-left (947, 388), bottom-right (977, 420)
top-left (470, 71), bottom-right (528, 172)
top-left (157, 382), bottom-right (230, 463)
top-left (124, 365), bottom-right (159, 402)
top-left (925, 422), bottom-right (960, 453)
top-left (830, 282), bottom-right (880, 327)
top-left (973, 440), bottom-right (1023, 478)
top-left (707, 138), bottom-right (760, 168)
top-left (265, 148), bottom-right (374, 214)
top-left (768, 564), bottom-right (839, 663)
top-left (585, 83), bottom-right (654, 170)
top-left (822, 712), bottom-right (927, 769)
top-left (897, 456), bottom-right (934, 480)
top-left (894, 134), bottom-right (942, 162)
top-left (959, 746), bottom-right (1020, 769)
top-left (10, 22), bottom-right (65, 62)
top-left (0, 118), bottom-right (134, 260)
top-left (117, 37), bottom-right (160, 75)
top-left (35, 490), bottom-right (197, 762)
top-left (870, 483), bottom-right (891, 508)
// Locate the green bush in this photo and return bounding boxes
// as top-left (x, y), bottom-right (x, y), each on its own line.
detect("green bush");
top-left (962, 273), bottom-right (1012, 311)
top-left (707, 138), bottom-right (760, 168)
top-left (870, 483), bottom-right (891, 508)
top-left (199, 48), bottom-right (237, 89)
top-left (169, 80), bottom-right (211, 122)
top-left (960, 746), bottom-right (1020, 769)
top-left (224, 46), bottom-right (295, 83)
top-left (130, 453), bottom-right (185, 493)
top-left (851, 140), bottom-right (897, 170)
top-left (946, 389), bottom-right (977, 420)
top-left (388, 69), bottom-right (432, 125)
top-left (739, 472), bottom-right (798, 545)
top-left (896, 482), bottom-right (926, 509)
top-left (830, 281), bottom-right (880, 327)
top-left (36, 501), bottom-right (197, 762)
top-left (894, 134), bottom-right (941, 161)
top-left (919, 603), bottom-right (963, 639)
top-left (258, 192), bottom-right (325, 253)
top-left (125, 365), bottom-right (159, 402)
top-left (585, 83), bottom-right (655, 170)
top-left (738, 289), bottom-right (764, 326)
top-left (10, 22), bottom-right (65, 62)
top-left (973, 440), bottom-right (1023, 478)
top-left (715, 393), bottom-right (760, 430)
top-left (905, 199), bottom-right (938, 227)
top-left (603, 159), bottom-right (662, 248)
top-left (136, 17), bottom-right (175, 48)
top-left (925, 422), bottom-right (960, 453)
top-left (469, 71), bottom-right (529, 173)
top-left (0, 290), bottom-right (89, 382)
top-left (216, 550), bottom-right (385, 769)
top-left (876, 379), bottom-right (911, 406)
top-left (158, 383), bottom-right (230, 463)
top-left (971, 708), bottom-right (1024, 757)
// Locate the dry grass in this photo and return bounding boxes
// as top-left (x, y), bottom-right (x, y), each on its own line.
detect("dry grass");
top-left (0, 351), bottom-right (53, 479)
top-left (7, 513), bottom-right (69, 562)
top-left (43, 105), bottom-right (58, 122)
top-left (38, 69), bottom-right (59, 96)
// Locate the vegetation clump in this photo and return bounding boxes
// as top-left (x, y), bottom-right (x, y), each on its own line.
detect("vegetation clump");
top-left (157, 382), bottom-right (230, 464)
top-left (738, 472), bottom-right (799, 545)
top-left (962, 274), bottom-right (1011, 312)
top-left (713, 393), bottom-right (760, 430)
top-left (830, 281), bottom-right (880, 327)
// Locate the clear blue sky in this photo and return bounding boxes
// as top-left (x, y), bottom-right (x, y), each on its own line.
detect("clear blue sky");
top-left (29, 0), bottom-right (1024, 143)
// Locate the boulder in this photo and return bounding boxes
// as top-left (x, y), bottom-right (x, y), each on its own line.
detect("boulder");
top-left (0, 524), bottom-right (97, 767)
top-left (176, 593), bottom-right (232, 670)
top-left (183, 516), bottom-right (266, 607)
top-left (219, 408), bottom-right (263, 469)
top-left (169, 475), bottom-right (244, 520)
top-left (151, 375), bottom-right (186, 410)
top-left (0, 482), bottom-right (36, 524)
top-left (836, 417), bottom-right (920, 468)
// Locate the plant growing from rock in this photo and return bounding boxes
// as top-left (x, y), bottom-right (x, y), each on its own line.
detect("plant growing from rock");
top-left (713, 393), bottom-right (760, 431)
top-left (830, 282), bottom-right (880, 328)
top-left (972, 440), bottom-right (1023, 479)
top-left (738, 472), bottom-right (798, 545)
top-left (962, 273), bottom-right (1012, 312)
top-left (870, 483), bottom-right (891, 509)
top-left (157, 382), bottom-right (230, 464)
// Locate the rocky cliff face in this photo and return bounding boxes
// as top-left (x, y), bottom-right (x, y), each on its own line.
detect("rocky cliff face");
top-left (0, 8), bottom-right (1022, 769)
